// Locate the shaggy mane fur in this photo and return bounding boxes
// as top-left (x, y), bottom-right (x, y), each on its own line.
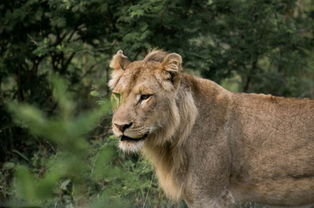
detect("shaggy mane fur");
top-left (143, 86), bottom-right (198, 200)
top-left (139, 50), bottom-right (199, 200)
top-left (144, 49), bottom-right (168, 63)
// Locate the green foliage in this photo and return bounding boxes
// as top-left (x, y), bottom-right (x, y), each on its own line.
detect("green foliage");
top-left (4, 76), bottom-right (169, 207)
top-left (0, 0), bottom-right (313, 207)
top-left (6, 76), bottom-right (105, 206)
top-left (4, 76), bottom-right (177, 207)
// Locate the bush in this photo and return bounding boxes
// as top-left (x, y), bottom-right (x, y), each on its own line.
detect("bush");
top-left (4, 76), bottom-right (180, 207)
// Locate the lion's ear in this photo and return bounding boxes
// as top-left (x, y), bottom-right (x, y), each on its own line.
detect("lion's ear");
top-left (110, 50), bottom-right (130, 70)
top-left (161, 53), bottom-right (182, 87)
top-left (162, 53), bottom-right (182, 73)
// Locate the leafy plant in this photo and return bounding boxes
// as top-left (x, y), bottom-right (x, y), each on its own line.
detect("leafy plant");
top-left (5, 75), bottom-right (179, 207)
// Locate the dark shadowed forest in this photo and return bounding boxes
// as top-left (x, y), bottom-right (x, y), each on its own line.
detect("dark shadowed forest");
top-left (0, 0), bottom-right (313, 207)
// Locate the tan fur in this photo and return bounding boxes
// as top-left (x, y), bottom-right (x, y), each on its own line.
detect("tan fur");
top-left (109, 50), bottom-right (314, 208)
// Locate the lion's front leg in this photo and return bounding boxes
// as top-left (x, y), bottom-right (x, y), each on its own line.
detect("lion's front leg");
top-left (183, 138), bottom-right (235, 208)
top-left (185, 189), bottom-right (236, 208)
top-left (183, 163), bottom-right (236, 208)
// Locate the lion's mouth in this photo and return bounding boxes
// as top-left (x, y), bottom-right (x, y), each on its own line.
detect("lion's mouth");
top-left (120, 133), bottom-right (148, 142)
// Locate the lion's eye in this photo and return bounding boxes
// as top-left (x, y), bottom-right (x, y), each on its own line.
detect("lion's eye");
top-left (140, 94), bottom-right (152, 101)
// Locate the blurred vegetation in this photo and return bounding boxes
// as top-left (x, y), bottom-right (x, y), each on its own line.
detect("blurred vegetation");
top-left (4, 76), bottom-right (176, 207)
top-left (0, 0), bottom-right (313, 207)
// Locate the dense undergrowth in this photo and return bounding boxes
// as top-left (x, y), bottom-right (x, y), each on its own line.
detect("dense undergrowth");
top-left (3, 76), bottom-right (181, 207)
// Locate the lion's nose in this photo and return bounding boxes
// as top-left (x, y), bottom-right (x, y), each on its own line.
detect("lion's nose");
top-left (114, 122), bottom-right (133, 133)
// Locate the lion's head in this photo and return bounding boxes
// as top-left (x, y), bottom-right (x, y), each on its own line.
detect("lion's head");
top-left (108, 50), bottom-right (197, 152)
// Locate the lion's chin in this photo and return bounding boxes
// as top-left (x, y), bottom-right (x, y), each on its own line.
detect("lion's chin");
top-left (117, 133), bottom-right (148, 152)
top-left (118, 140), bottom-right (144, 152)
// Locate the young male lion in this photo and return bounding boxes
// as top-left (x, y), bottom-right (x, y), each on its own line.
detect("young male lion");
top-left (109, 50), bottom-right (314, 208)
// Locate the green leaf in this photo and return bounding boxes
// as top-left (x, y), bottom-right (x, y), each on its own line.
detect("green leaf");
top-left (15, 166), bottom-right (39, 206)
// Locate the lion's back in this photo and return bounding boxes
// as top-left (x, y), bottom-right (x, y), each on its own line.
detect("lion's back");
top-left (228, 93), bottom-right (314, 205)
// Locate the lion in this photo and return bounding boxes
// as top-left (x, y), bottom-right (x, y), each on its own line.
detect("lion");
top-left (108, 50), bottom-right (314, 208)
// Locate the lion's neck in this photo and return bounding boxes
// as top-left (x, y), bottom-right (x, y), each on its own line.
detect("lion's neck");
top-left (142, 142), bottom-right (183, 200)
top-left (142, 77), bottom-right (199, 200)
top-left (142, 74), bottom-right (231, 200)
